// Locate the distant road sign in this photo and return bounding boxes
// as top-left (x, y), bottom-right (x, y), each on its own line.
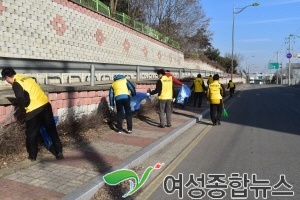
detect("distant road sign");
top-left (286, 53), bottom-right (292, 59)
top-left (268, 62), bottom-right (279, 69)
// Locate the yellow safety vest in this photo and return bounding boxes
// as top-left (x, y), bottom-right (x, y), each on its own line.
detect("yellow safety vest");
top-left (112, 78), bottom-right (130, 97)
top-left (14, 74), bottom-right (48, 113)
top-left (208, 77), bottom-right (213, 84)
top-left (193, 78), bottom-right (204, 92)
top-left (159, 75), bottom-right (173, 100)
top-left (208, 80), bottom-right (222, 104)
top-left (229, 82), bottom-right (235, 88)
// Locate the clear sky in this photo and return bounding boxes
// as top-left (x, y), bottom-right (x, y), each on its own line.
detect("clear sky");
top-left (201, 0), bottom-right (300, 74)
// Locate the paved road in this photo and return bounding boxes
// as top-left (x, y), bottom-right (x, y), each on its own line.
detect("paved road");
top-left (143, 85), bottom-right (300, 200)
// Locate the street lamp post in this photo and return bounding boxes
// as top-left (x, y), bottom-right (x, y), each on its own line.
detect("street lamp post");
top-left (231, 3), bottom-right (259, 80)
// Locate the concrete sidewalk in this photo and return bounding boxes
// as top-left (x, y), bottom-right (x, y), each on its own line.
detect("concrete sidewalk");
top-left (0, 87), bottom-right (241, 200)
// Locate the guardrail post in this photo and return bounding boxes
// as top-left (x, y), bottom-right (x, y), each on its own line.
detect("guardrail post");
top-left (45, 73), bottom-right (48, 85)
top-left (136, 66), bottom-right (140, 81)
top-left (90, 65), bottom-right (95, 86)
top-left (70, 73), bottom-right (73, 84)
top-left (61, 73), bottom-right (64, 84)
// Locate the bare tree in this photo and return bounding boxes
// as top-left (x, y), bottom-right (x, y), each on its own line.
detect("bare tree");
top-left (138, 0), bottom-right (212, 49)
top-left (110, 0), bottom-right (119, 18)
top-left (126, 0), bottom-right (149, 25)
top-left (103, 0), bottom-right (213, 57)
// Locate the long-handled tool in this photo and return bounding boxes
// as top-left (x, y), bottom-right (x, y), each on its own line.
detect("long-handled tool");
top-left (0, 107), bottom-right (19, 128)
top-left (0, 107), bottom-right (19, 136)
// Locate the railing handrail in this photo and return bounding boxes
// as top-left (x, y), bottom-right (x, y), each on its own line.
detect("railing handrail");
top-left (0, 57), bottom-right (227, 77)
top-left (70, 0), bottom-right (180, 49)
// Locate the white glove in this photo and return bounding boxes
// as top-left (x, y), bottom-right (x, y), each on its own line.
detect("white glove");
top-left (147, 93), bottom-right (150, 96)
top-left (173, 98), bottom-right (176, 102)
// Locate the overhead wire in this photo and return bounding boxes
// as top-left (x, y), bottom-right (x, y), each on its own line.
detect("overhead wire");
top-left (273, 26), bottom-right (300, 70)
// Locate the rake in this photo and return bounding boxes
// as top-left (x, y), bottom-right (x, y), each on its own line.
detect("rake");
top-left (0, 107), bottom-right (19, 136)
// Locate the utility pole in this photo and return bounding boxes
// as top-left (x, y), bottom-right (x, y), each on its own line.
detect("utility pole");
top-left (288, 36), bottom-right (291, 85)
top-left (287, 34), bottom-right (295, 85)
top-left (280, 63), bottom-right (283, 85)
top-left (288, 34), bottom-right (300, 85)
top-left (246, 56), bottom-right (254, 84)
top-left (275, 52), bottom-right (280, 84)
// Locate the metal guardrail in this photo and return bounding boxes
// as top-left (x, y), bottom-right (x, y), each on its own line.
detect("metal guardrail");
top-left (72, 0), bottom-right (111, 16)
top-left (0, 57), bottom-right (228, 86)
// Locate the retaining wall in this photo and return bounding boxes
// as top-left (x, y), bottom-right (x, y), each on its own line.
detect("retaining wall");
top-left (0, 0), bottom-right (242, 125)
top-left (0, 76), bottom-right (242, 125)
top-left (0, 0), bottom-right (220, 71)
top-left (0, 82), bottom-right (157, 125)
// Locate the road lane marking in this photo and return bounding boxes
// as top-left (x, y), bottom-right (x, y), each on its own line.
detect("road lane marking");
top-left (137, 125), bottom-right (211, 199)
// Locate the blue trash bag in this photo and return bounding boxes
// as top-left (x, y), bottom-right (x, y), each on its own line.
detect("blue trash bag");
top-left (130, 92), bottom-right (149, 111)
top-left (176, 85), bottom-right (191, 105)
top-left (39, 116), bottom-right (59, 149)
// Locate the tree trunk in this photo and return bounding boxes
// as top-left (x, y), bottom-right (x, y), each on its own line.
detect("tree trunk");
top-left (110, 0), bottom-right (118, 18)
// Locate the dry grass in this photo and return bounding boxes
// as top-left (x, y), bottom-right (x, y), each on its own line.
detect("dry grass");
top-left (0, 100), bottom-right (158, 169)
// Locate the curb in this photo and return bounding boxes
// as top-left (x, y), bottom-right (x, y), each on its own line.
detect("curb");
top-left (63, 90), bottom-right (237, 200)
top-left (63, 107), bottom-right (211, 200)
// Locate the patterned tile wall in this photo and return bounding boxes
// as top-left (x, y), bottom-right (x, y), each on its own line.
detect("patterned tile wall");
top-left (0, 0), bottom-right (217, 71)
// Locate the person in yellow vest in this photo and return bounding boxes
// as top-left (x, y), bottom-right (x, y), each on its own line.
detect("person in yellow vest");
top-left (207, 75), bottom-right (213, 86)
top-left (190, 74), bottom-right (206, 108)
top-left (109, 74), bottom-right (136, 134)
top-left (207, 74), bottom-right (225, 126)
top-left (227, 80), bottom-right (235, 98)
top-left (148, 69), bottom-right (173, 128)
top-left (1, 67), bottom-right (63, 161)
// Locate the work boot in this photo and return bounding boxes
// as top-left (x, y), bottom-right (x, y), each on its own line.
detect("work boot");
top-left (56, 152), bottom-right (64, 160)
top-left (28, 156), bottom-right (36, 162)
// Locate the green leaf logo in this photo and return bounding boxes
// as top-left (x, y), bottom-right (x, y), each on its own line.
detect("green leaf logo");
top-left (103, 163), bottom-right (163, 198)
